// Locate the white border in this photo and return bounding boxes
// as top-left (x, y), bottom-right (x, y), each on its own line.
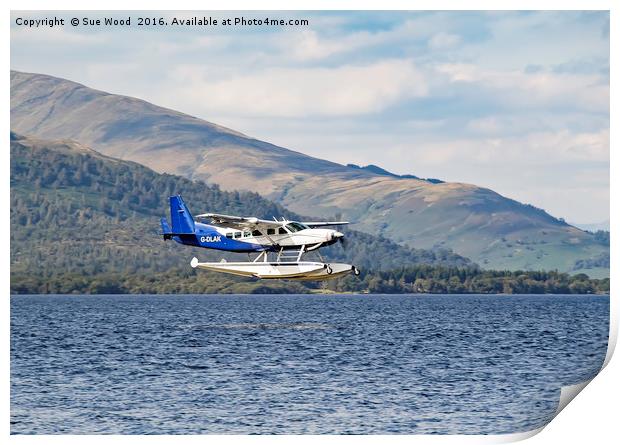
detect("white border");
top-left (4, 1), bottom-right (616, 443)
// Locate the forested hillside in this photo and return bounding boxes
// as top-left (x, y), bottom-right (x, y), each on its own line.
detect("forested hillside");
top-left (11, 133), bottom-right (477, 294)
top-left (10, 133), bottom-right (608, 294)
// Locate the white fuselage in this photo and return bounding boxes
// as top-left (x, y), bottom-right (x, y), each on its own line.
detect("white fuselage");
top-left (207, 224), bottom-right (343, 249)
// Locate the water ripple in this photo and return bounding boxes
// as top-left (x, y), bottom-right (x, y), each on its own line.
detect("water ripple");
top-left (10, 294), bottom-right (608, 434)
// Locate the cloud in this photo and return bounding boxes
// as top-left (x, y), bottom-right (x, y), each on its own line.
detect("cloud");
top-left (428, 32), bottom-right (461, 49)
top-left (170, 59), bottom-right (429, 118)
top-left (466, 117), bottom-right (502, 135)
top-left (411, 128), bottom-right (609, 166)
top-left (272, 20), bottom-right (418, 62)
top-left (278, 29), bottom-right (366, 61)
top-left (437, 63), bottom-right (609, 113)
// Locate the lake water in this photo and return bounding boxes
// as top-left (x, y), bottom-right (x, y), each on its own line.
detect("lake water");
top-left (11, 294), bottom-right (609, 435)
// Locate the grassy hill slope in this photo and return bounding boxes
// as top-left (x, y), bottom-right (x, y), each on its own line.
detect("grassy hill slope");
top-left (10, 70), bottom-right (609, 274)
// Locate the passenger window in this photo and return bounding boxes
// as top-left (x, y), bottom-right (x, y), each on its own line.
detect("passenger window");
top-left (267, 228), bottom-right (275, 235)
top-left (226, 233), bottom-right (233, 239)
top-left (278, 227), bottom-right (287, 235)
top-left (243, 231), bottom-right (251, 238)
top-left (234, 232), bottom-right (242, 239)
top-left (252, 230), bottom-right (262, 236)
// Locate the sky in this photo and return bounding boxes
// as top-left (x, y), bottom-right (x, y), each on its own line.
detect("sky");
top-left (10, 11), bottom-right (610, 225)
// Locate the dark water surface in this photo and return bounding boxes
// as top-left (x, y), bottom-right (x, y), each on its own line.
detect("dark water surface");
top-left (11, 294), bottom-right (609, 434)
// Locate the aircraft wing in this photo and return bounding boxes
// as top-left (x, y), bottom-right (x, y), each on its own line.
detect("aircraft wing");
top-left (195, 212), bottom-right (282, 229)
top-left (302, 221), bottom-right (349, 227)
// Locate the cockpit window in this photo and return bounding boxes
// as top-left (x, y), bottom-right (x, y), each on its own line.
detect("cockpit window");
top-left (252, 229), bottom-right (262, 237)
top-left (278, 227), bottom-right (287, 235)
top-left (286, 222), bottom-right (309, 232)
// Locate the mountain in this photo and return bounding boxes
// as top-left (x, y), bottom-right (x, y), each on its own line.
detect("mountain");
top-left (10, 132), bottom-right (475, 293)
top-left (10, 70), bottom-right (609, 275)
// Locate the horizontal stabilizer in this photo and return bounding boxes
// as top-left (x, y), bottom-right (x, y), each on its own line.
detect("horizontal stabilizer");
top-left (160, 217), bottom-right (171, 233)
top-left (161, 215), bottom-right (195, 240)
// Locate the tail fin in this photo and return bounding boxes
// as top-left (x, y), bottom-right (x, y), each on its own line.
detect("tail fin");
top-left (169, 195), bottom-right (196, 234)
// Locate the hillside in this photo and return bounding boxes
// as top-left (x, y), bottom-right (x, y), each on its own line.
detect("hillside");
top-left (10, 132), bottom-right (475, 293)
top-left (10, 70), bottom-right (609, 275)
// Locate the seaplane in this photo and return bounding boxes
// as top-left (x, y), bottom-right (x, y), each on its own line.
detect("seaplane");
top-left (160, 195), bottom-right (360, 281)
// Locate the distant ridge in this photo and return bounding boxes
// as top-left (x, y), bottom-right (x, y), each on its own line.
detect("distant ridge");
top-left (10, 70), bottom-right (609, 275)
top-left (346, 163), bottom-right (444, 183)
